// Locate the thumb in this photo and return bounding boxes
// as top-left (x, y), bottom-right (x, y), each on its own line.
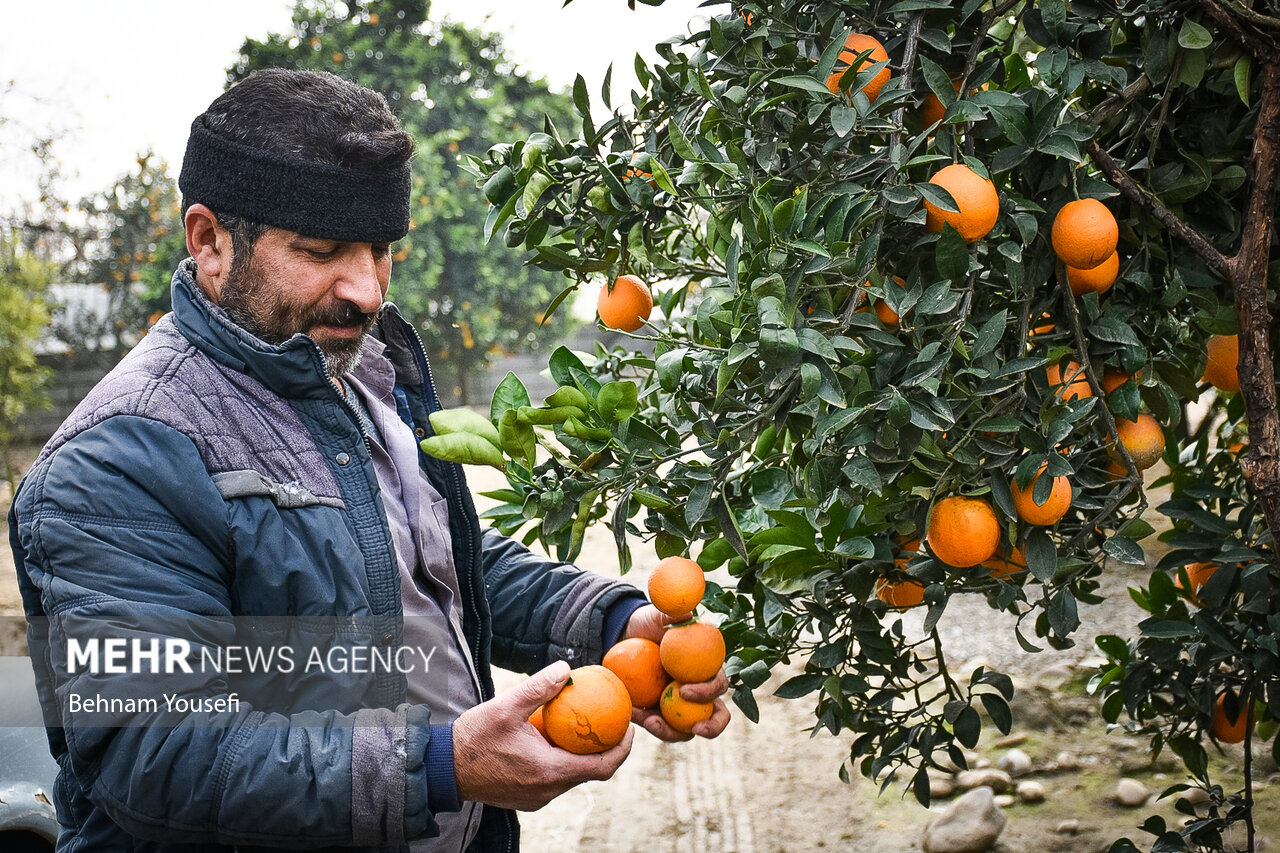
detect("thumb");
top-left (508, 660), bottom-right (572, 716)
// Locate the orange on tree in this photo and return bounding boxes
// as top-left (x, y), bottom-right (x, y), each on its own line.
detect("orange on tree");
top-left (1177, 561), bottom-right (1219, 599)
top-left (597, 274), bottom-right (653, 333)
top-left (1102, 368), bottom-right (1137, 395)
top-left (825, 33), bottom-right (890, 100)
top-left (660, 619), bottom-right (726, 684)
top-left (923, 163), bottom-right (1000, 243)
top-left (541, 664), bottom-right (633, 754)
top-left (1011, 464), bottom-right (1072, 526)
top-left (1210, 691), bottom-right (1254, 744)
top-left (858, 276), bottom-right (906, 329)
top-left (927, 495), bottom-right (1001, 567)
top-left (1113, 413), bottom-right (1166, 471)
top-left (647, 555), bottom-right (706, 617)
top-left (1052, 198), bottom-right (1118, 270)
top-left (1066, 250), bottom-right (1119, 296)
top-left (921, 77), bottom-right (989, 126)
top-left (983, 545), bottom-right (1027, 579)
top-left (1046, 359), bottom-right (1092, 402)
top-left (1204, 333), bottom-right (1240, 393)
top-left (603, 637), bottom-right (669, 708)
top-left (874, 576), bottom-right (925, 608)
top-left (660, 682), bottom-right (714, 734)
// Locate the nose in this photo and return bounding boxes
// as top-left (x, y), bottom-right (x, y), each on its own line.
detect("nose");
top-left (333, 245), bottom-right (387, 314)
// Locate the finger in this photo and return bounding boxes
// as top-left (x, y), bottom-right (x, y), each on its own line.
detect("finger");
top-left (638, 710), bottom-right (694, 743)
top-left (508, 661), bottom-right (572, 716)
top-left (679, 669), bottom-right (729, 702)
top-left (576, 724), bottom-right (635, 781)
top-left (692, 698), bottom-right (731, 738)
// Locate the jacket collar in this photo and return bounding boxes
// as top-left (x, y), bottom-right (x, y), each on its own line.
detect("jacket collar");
top-left (169, 258), bottom-right (425, 402)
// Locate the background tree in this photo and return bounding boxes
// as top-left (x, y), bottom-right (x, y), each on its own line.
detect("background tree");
top-left (0, 229), bottom-right (53, 491)
top-left (457, 1), bottom-right (1280, 849)
top-left (230, 0), bottom-right (578, 403)
top-left (59, 152), bottom-right (186, 362)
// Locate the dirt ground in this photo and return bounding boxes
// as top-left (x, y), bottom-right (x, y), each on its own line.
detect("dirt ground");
top-left (2, 447), bottom-right (1276, 852)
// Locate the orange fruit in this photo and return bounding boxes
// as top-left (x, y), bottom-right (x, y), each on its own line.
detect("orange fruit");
top-left (1105, 458), bottom-right (1133, 480)
top-left (542, 664), bottom-right (633, 754)
top-left (924, 163), bottom-right (1000, 243)
top-left (1177, 561), bottom-right (1219, 599)
top-left (1030, 313), bottom-right (1056, 338)
top-left (1114, 414), bottom-right (1165, 471)
top-left (1210, 692), bottom-right (1253, 744)
top-left (825, 33), bottom-right (891, 100)
top-left (927, 495), bottom-right (1001, 567)
top-left (858, 276), bottom-right (906, 328)
top-left (529, 705), bottom-right (552, 741)
top-left (1102, 368), bottom-right (1136, 395)
top-left (603, 637), bottom-right (668, 708)
top-left (660, 681), bottom-right (714, 734)
top-left (1067, 250), bottom-right (1119, 296)
top-left (921, 78), bottom-right (989, 126)
top-left (1204, 334), bottom-right (1240, 393)
top-left (983, 545), bottom-right (1027, 579)
top-left (659, 620), bottom-right (726, 684)
top-left (1052, 198), bottom-right (1118, 270)
top-left (597, 274), bottom-right (653, 332)
top-left (1010, 464), bottom-right (1072, 526)
top-left (647, 555), bottom-right (706, 617)
top-left (1046, 360), bottom-right (1092, 402)
top-left (874, 577), bottom-right (925, 608)
top-left (625, 153), bottom-right (657, 188)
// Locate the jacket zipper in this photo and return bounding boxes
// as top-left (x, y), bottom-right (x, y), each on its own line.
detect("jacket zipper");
top-left (397, 319), bottom-right (485, 693)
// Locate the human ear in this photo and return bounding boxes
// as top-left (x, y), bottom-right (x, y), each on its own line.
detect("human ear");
top-left (184, 204), bottom-right (233, 298)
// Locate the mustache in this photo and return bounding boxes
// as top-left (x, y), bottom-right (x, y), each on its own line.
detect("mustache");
top-left (304, 300), bottom-right (379, 330)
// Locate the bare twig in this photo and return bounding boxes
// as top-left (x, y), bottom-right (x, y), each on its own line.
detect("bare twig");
top-left (1086, 140), bottom-right (1234, 279)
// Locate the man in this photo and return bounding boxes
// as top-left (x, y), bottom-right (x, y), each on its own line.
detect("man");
top-left (9, 68), bottom-right (728, 852)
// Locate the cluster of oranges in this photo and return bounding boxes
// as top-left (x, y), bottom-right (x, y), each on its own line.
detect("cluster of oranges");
top-left (530, 555), bottom-right (724, 753)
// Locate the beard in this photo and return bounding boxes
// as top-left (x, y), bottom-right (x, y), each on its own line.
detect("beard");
top-left (218, 252), bottom-right (379, 379)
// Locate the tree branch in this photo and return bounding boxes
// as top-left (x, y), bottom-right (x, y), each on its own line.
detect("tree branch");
top-left (1195, 0), bottom-right (1280, 61)
top-left (1231, 60), bottom-right (1280, 537)
top-left (1085, 140), bottom-right (1234, 279)
top-left (1085, 75), bottom-right (1153, 128)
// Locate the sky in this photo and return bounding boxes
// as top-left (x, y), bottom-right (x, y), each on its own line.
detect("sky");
top-left (0, 0), bottom-right (711, 212)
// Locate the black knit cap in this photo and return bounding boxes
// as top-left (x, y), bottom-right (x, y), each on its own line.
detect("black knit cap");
top-left (179, 114), bottom-right (412, 244)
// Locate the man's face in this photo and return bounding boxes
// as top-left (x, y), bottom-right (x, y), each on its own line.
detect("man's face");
top-left (217, 227), bottom-right (393, 378)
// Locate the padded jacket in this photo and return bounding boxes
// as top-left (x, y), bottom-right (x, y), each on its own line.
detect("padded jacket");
top-left (9, 259), bottom-right (645, 852)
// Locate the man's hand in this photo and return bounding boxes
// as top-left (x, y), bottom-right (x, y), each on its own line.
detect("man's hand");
top-left (453, 661), bottom-right (634, 811)
top-left (622, 604), bottom-right (732, 742)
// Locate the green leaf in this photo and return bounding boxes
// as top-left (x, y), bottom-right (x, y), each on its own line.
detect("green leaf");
top-left (954, 705), bottom-right (981, 748)
top-left (572, 73), bottom-right (591, 117)
top-left (971, 310), bottom-right (1007, 360)
top-left (595, 381), bottom-right (639, 423)
top-left (1024, 529), bottom-right (1057, 581)
top-left (490, 372), bottom-right (531, 424)
top-left (498, 409), bottom-right (536, 469)
top-left (1178, 19), bottom-right (1212, 50)
top-left (1235, 55), bottom-right (1253, 106)
top-left (775, 673), bottom-right (826, 699)
top-left (668, 121), bottom-right (697, 159)
top-left (419, 433), bottom-right (506, 470)
top-left (428, 407), bottom-right (501, 449)
top-left (1103, 535), bottom-right (1146, 566)
top-left (935, 226), bottom-right (970, 281)
top-left (521, 171), bottom-right (555, 212)
top-left (774, 75), bottom-right (835, 96)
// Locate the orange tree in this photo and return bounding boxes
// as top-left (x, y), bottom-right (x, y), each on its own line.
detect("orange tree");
top-left (435, 1), bottom-right (1280, 848)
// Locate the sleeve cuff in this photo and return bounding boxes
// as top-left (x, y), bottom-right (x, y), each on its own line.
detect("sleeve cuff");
top-left (602, 596), bottom-right (649, 649)
top-left (425, 723), bottom-right (461, 814)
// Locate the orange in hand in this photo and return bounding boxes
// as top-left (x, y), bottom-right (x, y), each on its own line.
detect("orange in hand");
top-left (648, 555), bottom-right (706, 617)
top-left (660, 620), bottom-right (726, 684)
top-left (542, 665), bottom-right (633, 754)
top-left (660, 682), bottom-right (714, 734)
top-left (603, 637), bottom-right (669, 709)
